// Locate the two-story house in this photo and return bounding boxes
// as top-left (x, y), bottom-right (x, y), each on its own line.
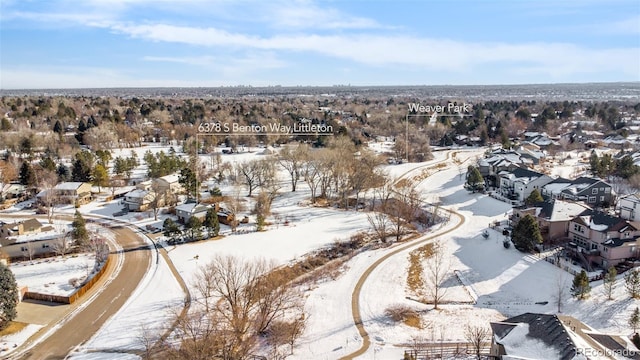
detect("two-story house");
top-left (36, 182), bottom-right (93, 206)
top-left (567, 210), bottom-right (640, 269)
top-left (123, 189), bottom-right (155, 212)
top-left (542, 176), bottom-right (614, 208)
top-left (498, 167), bottom-right (553, 205)
top-left (619, 193), bottom-right (640, 222)
top-left (511, 199), bottom-right (590, 244)
top-left (153, 174), bottom-right (183, 194)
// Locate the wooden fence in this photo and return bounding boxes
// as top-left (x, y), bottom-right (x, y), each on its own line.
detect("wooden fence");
top-left (23, 255), bottom-right (111, 304)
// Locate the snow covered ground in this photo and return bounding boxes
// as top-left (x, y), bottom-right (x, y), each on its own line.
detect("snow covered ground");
top-left (0, 325), bottom-right (43, 358)
top-left (10, 253), bottom-right (98, 297)
top-left (4, 144), bottom-right (639, 359)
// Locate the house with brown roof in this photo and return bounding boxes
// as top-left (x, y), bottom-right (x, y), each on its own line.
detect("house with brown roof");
top-left (0, 218), bottom-right (43, 239)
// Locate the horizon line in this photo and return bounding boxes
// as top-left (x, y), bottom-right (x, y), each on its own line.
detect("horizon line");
top-left (1, 81), bottom-right (639, 92)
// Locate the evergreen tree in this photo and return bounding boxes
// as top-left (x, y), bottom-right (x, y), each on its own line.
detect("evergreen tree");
top-left (204, 208), bottom-right (220, 239)
top-left (185, 216), bottom-right (203, 242)
top-left (604, 266), bottom-right (617, 300)
top-left (0, 262), bottom-right (18, 331)
top-left (630, 307), bottom-right (640, 334)
top-left (71, 150), bottom-right (95, 183)
top-left (53, 119), bottom-right (63, 135)
top-left (526, 189), bottom-right (544, 205)
top-left (511, 214), bottom-right (543, 252)
top-left (163, 218), bottom-right (181, 244)
top-left (571, 270), bottom-right (591, 300)
top-left (71, 211), bottom-right (89, 248)
top-left (91, 164), bottom-right (109, 192)
top-left (40, 156), bottom-right (56, 172)
top-left (179, 167), bottom-right (197, 200)
top-left (19, 161), bottom-right (35, 187)
top-left (465, 166), bottom-right (484, 192)
top-left (56, 164), bottom-right (71, 182)
top-left (626, 269), bottom-right (640, 299)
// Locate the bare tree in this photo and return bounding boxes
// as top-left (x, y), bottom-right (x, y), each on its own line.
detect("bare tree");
top-left (424, 239), bottom-right (450, 309)
top-left (368, 212), bottom-right (390, 243)
top-left (23, 240), bottom-right (35, 262)
top-left (224, 186), bottom-right (246, 232)
top-left (553, 272), bottom-right (570, 313)
top-left (37, 169), bottom-right (59, 224)
top-left (150, 182), bottom-right (175, 221)
top-left (464, 323), bottom-right (489, 359)
top-left (236, 159), bottom-right (261, 197)
top-left (51, 232), bottom-right (71, 258)
top-left (188, 255), bottom-right (304, 360)
top-left (278, 144), bottom-right (309, 192)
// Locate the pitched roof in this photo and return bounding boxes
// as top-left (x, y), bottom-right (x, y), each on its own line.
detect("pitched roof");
top-left (493, 313), bottom-right (577, 360)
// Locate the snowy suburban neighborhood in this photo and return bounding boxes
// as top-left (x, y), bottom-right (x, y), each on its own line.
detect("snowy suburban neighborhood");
top-left (0, 94), bottom-right (640, 360)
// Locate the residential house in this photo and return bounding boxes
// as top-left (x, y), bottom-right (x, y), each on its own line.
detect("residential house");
top-left (36, 182), bottom-right (93, 206)
top-left (498, 167), bottom-right (553, 205)
top-left (175, 202), bottom-right (211, 223)
top-left (0, 218), bottom-right (43, 239)
top-left (153, 174), bottom-right (182, 194)
top-left (511, 199), bottom-right (590, 244)
top-left (478, 149), bottom-right (534, 187)
top-left (175, 202), bottom-right (235, 226)
top-left (123, 189), bottom-right (155, 212)
top-left (542, 176), bottom-right (614, 208)
top-left (619, 193), bottom-right (640, 222)
top-left (0, 219), bottom-right (58, 259)
top-left (490, 313), bottom-right (639, 360)
top-left (1, 183), bottom-right (27, 200)
top-left (567, 210), bottom-right (640, 269)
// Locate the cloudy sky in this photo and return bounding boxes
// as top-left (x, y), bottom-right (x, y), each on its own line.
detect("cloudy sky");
top-left (1, 0), bottom-right (639, 89)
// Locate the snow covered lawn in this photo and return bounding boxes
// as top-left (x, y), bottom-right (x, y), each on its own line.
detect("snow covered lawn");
top-left (0, 324), bottom-right (43, 358)
top-left (10, 253), bottom-right (99, 297)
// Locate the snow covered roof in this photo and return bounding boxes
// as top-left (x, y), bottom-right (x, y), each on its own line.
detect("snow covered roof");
top-left (491, 313), bottom-right (575, 360)
top-left (54, 182), bottom-right (87, 191)
top-left (125, 189), bottom-right (150, 198)
top-left (158, 174), bottom-right (180, 184)
top-left (529, 200), bottom-right (591, 222)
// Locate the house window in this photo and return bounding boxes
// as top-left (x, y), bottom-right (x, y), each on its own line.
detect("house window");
top-left (20, 246), bottom-right (27, 252)
top-left (592, 188), bottom-right (598, 194)
top-left (589, 196), bottom-right (596, 203)
top-left (573, 224), bottom-right (583, 233)
top-left (600, 196), bottom-right (605, 202)
top-left (591, 243), bottom-right (598, 250)
top-left (42, 243), bottom-right (49, 249)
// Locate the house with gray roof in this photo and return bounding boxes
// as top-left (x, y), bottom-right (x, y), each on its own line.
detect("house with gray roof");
top-left (498, 167), bottom-right (553, 205)
top-left (490, 313), bottom-right (639, 360)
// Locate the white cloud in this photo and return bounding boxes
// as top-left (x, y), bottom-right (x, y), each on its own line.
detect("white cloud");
top-left (110, 22), bottom-right (640, 78)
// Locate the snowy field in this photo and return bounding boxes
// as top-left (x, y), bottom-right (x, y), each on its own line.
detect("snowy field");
top-left (10, 253), bottom-right (98, 297)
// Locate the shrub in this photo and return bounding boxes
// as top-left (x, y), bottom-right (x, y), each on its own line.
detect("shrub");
top-left (385, 304), bottom-right (419, 323)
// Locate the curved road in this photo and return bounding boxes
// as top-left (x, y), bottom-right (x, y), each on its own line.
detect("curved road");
top-left (4, 220), bottom-right (151, 360)
top-left (340, 149), bottom-right (476, 359)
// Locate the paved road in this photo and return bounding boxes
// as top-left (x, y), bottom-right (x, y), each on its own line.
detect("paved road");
top-left (340, 150), bottom-right (474, 359)
top-left (14, 225), bottom-right (151, 360)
